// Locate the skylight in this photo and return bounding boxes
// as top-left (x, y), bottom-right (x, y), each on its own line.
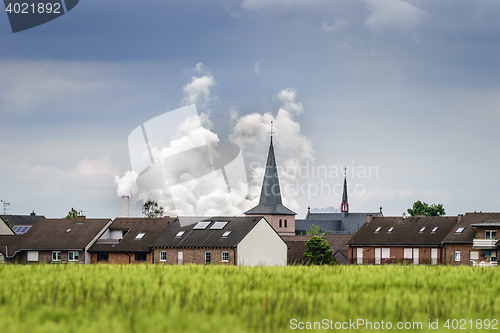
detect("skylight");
top-left (193, 221), bottom-right (211, 230)
top-left (222, 231), bottom-right (231, 237)
top-left (175, 231), bottom-right (185, 238)
top-left (210, 221), bottom-right (228, 230)
top-left (387, 227), bottom-right (394, 233)
top-left (455, 227), bottom-right (465, 234)
top-left (374, 227), bottom-right (382, 233)
top-left (419, 227), bottom-right (426, 233)
top-left (135, 233), bottom-right (146, 239)
top-left (66, 229), bottom-right (72, 233)
top-left (431, 227), bottom-right (438, 233)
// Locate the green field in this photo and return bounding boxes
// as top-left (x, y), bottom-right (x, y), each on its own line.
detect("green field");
top-left (0, 265), bottom-right (498, 332)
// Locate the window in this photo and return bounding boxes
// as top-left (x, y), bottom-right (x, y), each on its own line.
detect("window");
top-left (470, 251), bottom-right (479, 261)
top-left (135, 252), bottom-right (147, 261)
top-left (419, 227), bottom-right (426, 233)
top-left (404, 248), bottom-right (413, 259)
top-left (381, 248), bottom-right (390, 259)
top-left (285, 219), bottom-right (287, 228)
top-left (135, 233), bottom-right (146, 239)
top-left (485, 230), bottom-right (496, 240)
top-left (279, 219), bottom-right (282, 228)
top-left (205, 252), bottom-right (211, 265)
top-left (431, 227), bottom-right (438, 233)
top-left (387, 227), bottom-right (394, 233)
top-left (193, 221), bottom-right (211, 229)
top-left (221, 251), bottom-right (229, 262)
top-left (454, 251), bottom-right (461, 262)
top-left (160, 251), bottom-right (167, 261)
top-left (97, 252), bottom-right (109, 261)
top-left (222, 231), bottom-right (231, 237)
top-left (210, 221), bottom-right (228, 230)
top-left (52, 251), bottom-right (61, 262)
top-left (177, 251), bottom-right (183, 265)
top-left (374, 227), bottom-right (382, 233)
top-left (455, 227), bottom-right (465, 234)
top-left (175, 231), bottom-right (185, 238)
top-left (27, 251), bottom-right (39, 262)
top-left (68, 251), bottom-right (79, 262)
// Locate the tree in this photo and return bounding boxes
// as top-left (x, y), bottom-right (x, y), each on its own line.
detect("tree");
top-left (304, 235), bottom-right (335, 265)
top-left (407, 200), bottom-right (445, 217)
top-left (64, 208), bottom-right (80, 219)
top-left (306, 224), bottom-right (320, 235)
top-left (142, 200), bottom-right (164, 218)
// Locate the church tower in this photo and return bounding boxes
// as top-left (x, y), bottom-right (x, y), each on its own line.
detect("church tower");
top-left (340, 167), bottom-right (349, 217)
top-left (245, 122), bottom-right (296, 236)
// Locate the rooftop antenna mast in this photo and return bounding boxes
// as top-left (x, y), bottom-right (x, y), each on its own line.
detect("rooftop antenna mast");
top-left (0, 200), bottom-right (11, 215)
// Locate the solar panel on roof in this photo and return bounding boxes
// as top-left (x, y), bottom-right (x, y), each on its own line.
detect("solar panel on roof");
top-left (13, 225), bottom-right (31, 235)
top-left (193, 221), bottom-right (211, 229)
top-left (210, 221), bottom-right (228, 230)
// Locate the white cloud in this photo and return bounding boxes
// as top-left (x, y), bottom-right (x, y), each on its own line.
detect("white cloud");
top-left (254, 61), bottom-right (261, 74)
top-left (274, 88), bottom-right (303, 116)
top-left (364, 0), bottom-right (428, 33)
top-left (321, 17), bottom-right (347, 33)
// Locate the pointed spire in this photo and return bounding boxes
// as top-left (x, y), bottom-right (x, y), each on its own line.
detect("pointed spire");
top-left (245, 122), bottom-right (296, 216)
top-left (340, 167), bottom-right (349, 213)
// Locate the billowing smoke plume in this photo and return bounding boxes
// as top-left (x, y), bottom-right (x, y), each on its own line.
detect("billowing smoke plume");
top-left (115, 64), bottom-right (314, 216)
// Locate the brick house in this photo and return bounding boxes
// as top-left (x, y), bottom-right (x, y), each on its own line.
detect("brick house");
top-left (0, 216), bottom-right (111, 264)
top-left (151, 216), bottom-right (287, 266)
top-left (442, 213), bottom-right (500, 266)
top-left (347, 215), bottom-right (459, 265)
top-left (88, 217), bottom-right (174, 264)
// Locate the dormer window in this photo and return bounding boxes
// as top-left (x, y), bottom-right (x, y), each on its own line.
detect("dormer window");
top-left (485, 230), bottom-right (496, 240)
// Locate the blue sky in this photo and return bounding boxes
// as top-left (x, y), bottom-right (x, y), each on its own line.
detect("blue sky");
top-left (0, 0), bottom-right (499, 218)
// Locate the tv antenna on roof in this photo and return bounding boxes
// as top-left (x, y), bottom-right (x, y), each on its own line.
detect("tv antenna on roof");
top-left (0, 200), bottom-right (11, 215)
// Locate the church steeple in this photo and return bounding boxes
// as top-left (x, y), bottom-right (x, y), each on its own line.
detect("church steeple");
top-left (340, 167), bottom-right (349, 214)
top-left (245, 122), bottom-right (295, 216)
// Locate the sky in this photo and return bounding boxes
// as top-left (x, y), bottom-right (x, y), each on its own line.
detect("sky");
top-left (0, 0), bottom-right (499, 219)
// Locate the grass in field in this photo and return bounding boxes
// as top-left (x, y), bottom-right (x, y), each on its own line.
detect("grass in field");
top-left (0, 264), bottom-right (498, 332)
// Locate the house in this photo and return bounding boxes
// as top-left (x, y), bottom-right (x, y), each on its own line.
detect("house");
top-left (244, 131), bottom-right (296, 236)
top-left (0, 216), bottom-right (111, 264)
top-left (150, 216), bottom-right (287, 266)
top-left (282, 234), bottom-right (351, 265)
top-left (296, 173), bottom-right (378, 235)
top-left (347, 215), bottom-right (459, 265)
top-left (0, 212), bottom-right (45, 235)
top-left (88, 217), bottom-right (174, 264)
top-left (442, 213), bottom-right (500, 266)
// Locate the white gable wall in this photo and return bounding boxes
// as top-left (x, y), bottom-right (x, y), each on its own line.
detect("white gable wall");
top-left (237, 218), bottom-right (287, 266)
top-left (0, 218), bottom-right (14, 235)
